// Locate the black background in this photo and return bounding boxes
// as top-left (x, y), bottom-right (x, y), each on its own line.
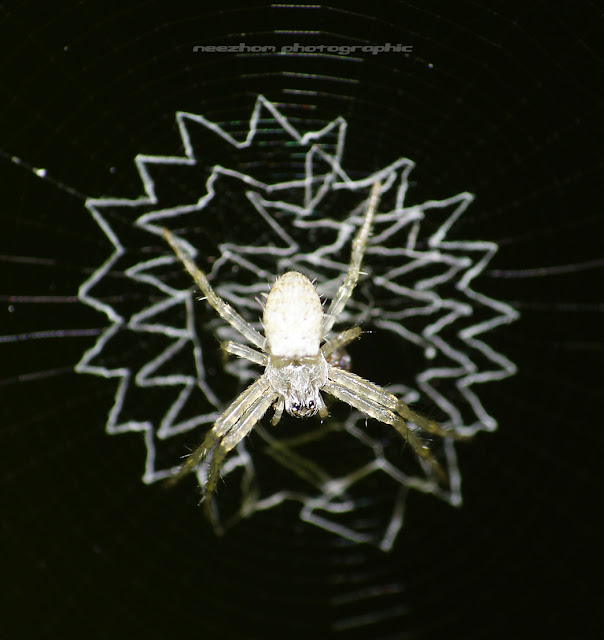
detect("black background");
top-left (1, 2), bottom-right (602, 639)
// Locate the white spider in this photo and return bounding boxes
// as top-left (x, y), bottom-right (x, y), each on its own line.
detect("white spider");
top-left (162, 182), bottom-right (463, 519)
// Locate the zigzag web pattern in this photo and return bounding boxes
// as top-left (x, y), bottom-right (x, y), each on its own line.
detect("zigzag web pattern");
top-left (77, 95), bottom-right (518, 550)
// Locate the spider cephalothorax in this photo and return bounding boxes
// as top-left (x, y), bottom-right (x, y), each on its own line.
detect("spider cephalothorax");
top-left (162, 181), bottom-right (465, 521)
top-left (266, 354), bottom-right (328, 418)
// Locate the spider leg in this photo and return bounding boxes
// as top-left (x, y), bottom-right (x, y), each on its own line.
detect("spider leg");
top-left (203, 391), bottom-right (278, 521)
top-left (271, 397), bottom-right (284, 426)
top-left (321, 326), bottom-right (362, 357)
top-left (323, 378), bottom-right (448, 484)
top-left (166, 376), bottom-right (270, 486)
top-left (322, 181), bottom-right (382, 336)
top-left (162, 228), bottom-right (266, 350)
top-left (328, 367), bottom-right (468, 440)
top-left (317, 395), bottom-right (329, 419)
top-left (221, 340), bottom-right (268, 366)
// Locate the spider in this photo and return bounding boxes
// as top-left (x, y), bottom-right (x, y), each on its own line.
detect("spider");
top-left (162, 181), bottom-right (462, 519)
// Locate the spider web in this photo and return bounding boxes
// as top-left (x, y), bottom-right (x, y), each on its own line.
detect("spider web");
top-left (76, 95), bottom-right (518, 550)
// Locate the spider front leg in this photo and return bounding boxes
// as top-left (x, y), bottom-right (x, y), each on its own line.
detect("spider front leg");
top-left (324, 376), bottom-right (448, 484)
top-left (166, 376), bottom-right (270, 487)
top-left (328, 367), bottom-right (469, 440)
top-left (203, 391), bottom-right (277, 521)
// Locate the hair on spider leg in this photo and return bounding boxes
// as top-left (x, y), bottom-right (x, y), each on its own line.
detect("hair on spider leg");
top-left (255, 292), bottom-right (269, 306)
top-left (160, 448), bottom-right (203, 492)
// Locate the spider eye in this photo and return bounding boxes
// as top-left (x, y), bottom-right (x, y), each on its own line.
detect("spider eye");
top-left (307, 400), bottom-right (315, 410)
top-left (292, 402), bottom-right (301, 412)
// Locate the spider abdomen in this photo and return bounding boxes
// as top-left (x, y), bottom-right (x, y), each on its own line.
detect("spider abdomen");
top-left (263, 271), bottom-right (323, 358)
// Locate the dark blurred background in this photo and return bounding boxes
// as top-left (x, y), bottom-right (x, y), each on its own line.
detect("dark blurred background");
top-left (1, 2), bottom-right (602, 638)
